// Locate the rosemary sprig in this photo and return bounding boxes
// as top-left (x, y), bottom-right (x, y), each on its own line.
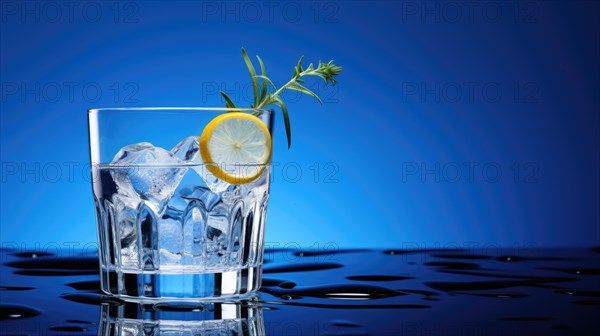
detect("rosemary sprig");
top-left (220, 48), bottom-right (342, 149)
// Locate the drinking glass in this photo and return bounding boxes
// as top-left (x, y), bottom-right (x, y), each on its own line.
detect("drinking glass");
top-left (88, 108), bottom-right (272, 300)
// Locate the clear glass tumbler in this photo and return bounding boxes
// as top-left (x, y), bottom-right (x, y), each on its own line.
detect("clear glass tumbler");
top-left (88, 108), bottom-right (272, 301)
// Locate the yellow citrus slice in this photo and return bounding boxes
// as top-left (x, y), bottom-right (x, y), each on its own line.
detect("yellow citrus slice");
top-left (199, 112), bottom-right (272, 184)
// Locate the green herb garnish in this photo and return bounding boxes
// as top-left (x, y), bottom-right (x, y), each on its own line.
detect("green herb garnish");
top-left (220, 48), bottom-right (342, 149)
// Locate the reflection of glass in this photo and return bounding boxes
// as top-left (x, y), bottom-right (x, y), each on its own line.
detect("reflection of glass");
top-left (88, 108), bottom-right (272, 300)
top-left (99, 295), bottom-right (264, 336)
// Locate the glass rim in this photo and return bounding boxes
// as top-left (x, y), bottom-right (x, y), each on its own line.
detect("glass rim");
top-left (88, 107), bottom-right (271, 114)
top-left (94, 162), bottom-right (272, 168)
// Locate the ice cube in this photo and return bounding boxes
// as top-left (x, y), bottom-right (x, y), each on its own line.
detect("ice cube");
top-left (221, 187), bottom-right (241, 206)
top-left (112, 194), bottom-right (139, 268)
top-left (206, 202), bottom-right (229, 237)
top-left (158, 217), bottom-right (182, 265)
top-left (163, 191), bottom-right (189, 221)
top-left (113, 195), bottom-right (137, 247)
top-left (180, 186), bottom-right (221, 211)
top-left (204, 202), bottom-right (229, 266)
top-left (110, 142), bottom-right (187, 212)
top-left (193, 165), bottom-right (232, 194)
top-left (182, 200), bottom-right (206, 263)
top-left (171, 136), bottom-right (232, 194)
top-left (171, 136), bottom-right (200, 162)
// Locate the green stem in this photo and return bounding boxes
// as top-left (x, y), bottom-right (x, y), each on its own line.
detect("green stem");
top-left (255, 75), bottom-right (299, 109)
top-left (258, 70), bottom-right (318, 109)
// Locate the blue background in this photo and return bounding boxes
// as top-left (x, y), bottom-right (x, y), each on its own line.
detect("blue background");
top-left (1, 1), bottom-right (598, 249)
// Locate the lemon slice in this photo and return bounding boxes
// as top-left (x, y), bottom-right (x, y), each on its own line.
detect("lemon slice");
top-left (199, 112), bottom-right (272, 184)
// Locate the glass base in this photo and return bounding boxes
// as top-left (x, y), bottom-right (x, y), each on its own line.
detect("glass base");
top-left (100, 264), bottom-right (262, 301)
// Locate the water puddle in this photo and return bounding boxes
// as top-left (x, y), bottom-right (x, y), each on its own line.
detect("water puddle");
top-left (1, 247), bottom-right (598, 334)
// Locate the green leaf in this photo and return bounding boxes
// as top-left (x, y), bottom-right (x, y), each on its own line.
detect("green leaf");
top-left (273, 96), bottom-right (291, 149)
top-left (306, 71), bottom-right (327, 83)
top-left (257, 55), bottom-right (268, 101)
top-left (294, 55), bottom-right (304, 77)
top-left (253, 75), bottom-right (276, 90)
top-left (286, 82), bottom-right (322, 104)
top-left (241, 47), bottom-right (259, 106)
top-left (220, 91), bottom-right (236, 108)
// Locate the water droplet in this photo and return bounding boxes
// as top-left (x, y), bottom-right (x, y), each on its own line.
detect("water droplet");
top-left (293, 249), bottom-right (371, 257)
top-left (384, 248), bottom-right (466, 256)
top-left (65, 281), bottom-right (100, 291)
top-left (279, 282), bottom-right (296, 289)
top-left (459, 292), bottom-right (529, 299)
top-left (0, 286), bottom-right (34, 291)
top-left (398, 289), bottom-right (438, 297)
top-left (50, 326), bottom-right (87, 332)
top-left (262, 278), bottom-right (297, 288)
top-left (431, 269), bottom-right (577, 283)
top-left (499, 317), bottom-right (556, 321)
top-left (266, 284), bottom-right (405, 300)
top-left (346, 275), bottom-right (413, 282)
top-left (321, 331), bottom-right (368, 336)
top-left (6, 257), bottom-right (98, 270)
top-left (330, 319), bottom-right (361, 327)
top-left (5, 256), bottom-right (98, 276)
top-left (263, 263), bottom-right (343, 274)
top-left (261, 306), bottom-right (280, 310)
top-left (555, 290), bottom-right (600, 297)
top-left (0, 304), bottom-right (41, 320)
top-left (425, 278), bottom-right (573, 292)
top-left (14, 269), bottom-right (98, 276)
top-left (496, 256), bottom-right (575, 262)
top-left (537, 267), bottom-right (600, 275)
top-left (11, 251), bottom-right (54, 258)
top-left (433, 253), bottom-right (491, 260)
top-left (65, 319), bottom-right (95, 325)
top-left (60, 293), bottom-right (121, 306)
top-left (424, 261), bottom-right (480, 270)
top-left (271, 301), bottom-right (430, 309)
top-left (571, 300), bottom-right (600, 306)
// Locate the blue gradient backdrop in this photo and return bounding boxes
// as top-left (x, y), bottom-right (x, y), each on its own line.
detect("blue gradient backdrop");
top-left (1, 1), bottom-right (599, 248)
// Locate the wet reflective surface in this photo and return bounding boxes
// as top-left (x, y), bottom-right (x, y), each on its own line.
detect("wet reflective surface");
top-left (1, 247), bottom-right (599, 335)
